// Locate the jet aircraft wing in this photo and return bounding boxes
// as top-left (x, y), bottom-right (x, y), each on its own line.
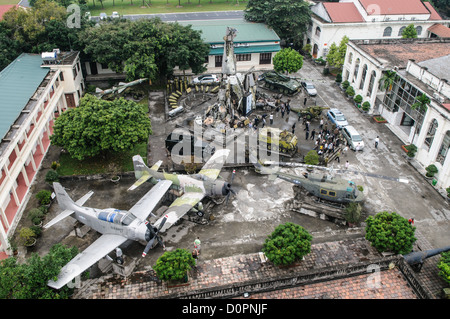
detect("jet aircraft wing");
top-left (197, 149), bottom-right (230, 180)
top-left (47, 234), bottom-right (128, 289)
top-left (128, 179), bottom-right (172, 221)
top-left (153, 192), bottom-right (204, 233)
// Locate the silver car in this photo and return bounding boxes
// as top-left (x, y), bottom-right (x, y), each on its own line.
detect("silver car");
top-left (327, 108), bottom-right (348, 129)
top-left (301, 81), bottom-right (317, 96)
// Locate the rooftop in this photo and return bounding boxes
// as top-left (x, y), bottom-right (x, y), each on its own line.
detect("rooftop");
top-left (353, 38), bottom-right (450, 69)
top-left (323, 2), bottom-right (364, 23)
top-left (0, 53), bottom-right (49, 140)
top-left (0, 4), bottom-right (16, 20)
top-left (418, 54), bottom-right (450, 81)
top-left (423, 1), bottom-right (443, 20)
top-left (178, 19), bottom-right (280, 44)
top-left (359, 0), bottom-right (430, 16)
top-left (428, 23), bottom-right (450, 37)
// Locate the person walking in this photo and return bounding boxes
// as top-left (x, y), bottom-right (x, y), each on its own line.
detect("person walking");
top-left (375, 136), bottom-right (379, 149)
top-left (194, 237), bottom-right (201, 253)
top-left (304, 97), bottom-right (307, 106)
top-left (319, 118), bottom-right (324, 130)
top-left (335, 151), bottom-right (341, 163)
top-left (310, 129), bottom-right (316, 140)
top-left (262, 117), bottom-right (266, 128)
top-left (292, 122), bottom-right (296, 134)
top-left (305, 129), bottom-right (309, 140)
top-left (345, 160), bottom-right (349, 169)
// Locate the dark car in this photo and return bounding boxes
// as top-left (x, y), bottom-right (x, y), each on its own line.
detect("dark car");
top-left (165, 131), bottom-right (215, 157)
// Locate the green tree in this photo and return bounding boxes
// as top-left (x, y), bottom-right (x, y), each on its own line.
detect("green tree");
top-left (273, 48), bottom-right (304, 74)
top-left (438, 251), bottom-right (450, 285)
top-left (379, 70), bottom-right (397, 91)
top-left (304, 150), bottom-right (319, 165)
top-left (153, 248), bottom-right (195, 282)
top-left (50, 94), bottom-right (152, 160)
top-left (0, 21), bottom-right (22, 71)
top-left (325, 42), bottom-right (338, 67)
top-left (365, 211), bottom-right (416, 255)
top-left (411, 93), bottom-right (430, 113)
top-left (244, 0), bottom-right (311, 45)
top-left (262, 222), bottom-right (312, 266)
top-left (402, 24), bottom-right (418, 39)
top-left (0, 244), bottom-right (78, 299)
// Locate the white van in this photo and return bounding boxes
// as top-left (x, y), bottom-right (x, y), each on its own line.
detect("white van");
top-left (342, 126), bottom-right (364, 150)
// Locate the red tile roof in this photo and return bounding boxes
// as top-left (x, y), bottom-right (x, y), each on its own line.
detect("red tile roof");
top-left (359, 0), bottom-right (430, 15)
top-left (443, 104), bottom-right (450, 112)
top-left (0, 4), bottom-right (16, 20)
top-left (323, 2), bottom-right (364, 23)
top-left (423, 1), bottom-right (443, 20)
top-left (428, 23), bottom-right (450, 38)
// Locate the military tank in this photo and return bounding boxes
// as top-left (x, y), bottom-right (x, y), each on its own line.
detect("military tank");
top-left (258, 71), bottom-right (301, 95)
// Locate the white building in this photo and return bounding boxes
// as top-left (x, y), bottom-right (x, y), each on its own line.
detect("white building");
top-left (341, 38), bottom-right (450, 189)
top-left (306, 0), bottom-right (449, 58)
top-left (0, 51), bottom-right (84, 258)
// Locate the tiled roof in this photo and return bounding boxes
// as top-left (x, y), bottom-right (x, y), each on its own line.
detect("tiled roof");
top-left (359, 0), bottom-right (430, 15)
top-left (0, 4), bottom-right (16, 20)
top-left (423, 1), bottom-right (443, 20)
top-left (428, 23), bottom-right (450, 38)
top-left (323, 2), bottom-right (364, 23)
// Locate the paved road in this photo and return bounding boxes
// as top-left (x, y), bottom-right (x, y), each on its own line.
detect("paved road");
top-left (92, 10), bottom-right (244, 22)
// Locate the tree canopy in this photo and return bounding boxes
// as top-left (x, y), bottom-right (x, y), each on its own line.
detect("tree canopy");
top-left (273, 48), bottom-right (304, 74)
top-left (402, 24), bottom-right (418, 39)
top-left (79, 18), bottom-right (209, 81)
top-left (0, 244), bottom-right (78, 299)
top-left (365, 211), bottom-right (416, 255)
top-left (50, 94), bottom-right (152, 160)
top-left (262, 222), bottom-right (312, 266)
top-left (153, 248), bottom-right (196, 282)
top-left (244, 0), bottom-right (311, 45)
top-left (325, 36), bottom-right (349, 69)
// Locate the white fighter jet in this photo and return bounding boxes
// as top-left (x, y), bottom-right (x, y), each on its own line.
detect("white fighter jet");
top-left (45, 180), bottom-right (172, 289)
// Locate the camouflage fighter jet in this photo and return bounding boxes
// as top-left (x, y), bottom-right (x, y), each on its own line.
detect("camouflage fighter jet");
top-left (128, 149), bottom-right (236, 236)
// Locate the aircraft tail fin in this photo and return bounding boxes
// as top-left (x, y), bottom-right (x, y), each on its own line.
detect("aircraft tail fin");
top-left (129, 155), bottom-right (162, 191)
top-left (53, 182), bottom-right (80, 212)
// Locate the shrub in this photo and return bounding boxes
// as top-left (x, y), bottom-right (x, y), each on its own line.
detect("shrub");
top-left (304, 150), bottom-right (319, 165)
top-left (344, 202), bottom-right (362, 225)
top-left (19, 227), bottom-right (36, 246)
top-left (354, 95), bottom-right (363, 104)
top-left (45, 170), bottom-right (59, 184)
top-left (425, 164), bottom-right (438, 177)
top-left (36, 190), bottom-right (52, 205)
top-left (405, 144), bottom-right (417, 158)
top-left (341, 80), bottom-right (350, 90)
top-left (438, 251), bottom-right (450, 285)
top-left (153, 248), bottom-right (195, 282)
top-left (362, 101), bottom-right (371, 111)
top-left (51, 161), bottom-right (60, 170)
top-left (335, 73), bottom-right (342, 83)
top-left (346, 86), bottom-right (355, 97)
top-left (28, 208), bottom-right (45, 225)
top-left (262, 222), bottom-right (312, 266)
top-left (365, 211), bottom-right (416, 254)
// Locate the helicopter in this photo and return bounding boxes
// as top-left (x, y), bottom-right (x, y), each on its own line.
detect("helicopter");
top-left (249, 151), bottom-right (409, 205)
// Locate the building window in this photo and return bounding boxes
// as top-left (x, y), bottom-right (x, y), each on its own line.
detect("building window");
top-left (416, 26), bottom-right (422, 36)
top-left (436, 131), bottom-right (450, 165)
top-left (348, 52), bottom-right (353, 64)
top-left (367, 71), bottom-right (376, 97)
top-left (315, 26), bottom-right (321, 37)
top-left (424, 119), bottom-right (438, 150)
top-left (215, 55), bottom-right (222, 68)
top-left (398, 26), bottom-right (406, 36)
top-left (353, 58), bottom-right (360, 82)
top-left (236, 54), bottom-right (251, 62)
top-left (383, 27), bottom-right (392, 37)
top-left (359, 64), bottom-right (368, 90)
top-left (72, 66), bottom-right (77, 80)
top-left (259, 53), bottom-right (272, 65)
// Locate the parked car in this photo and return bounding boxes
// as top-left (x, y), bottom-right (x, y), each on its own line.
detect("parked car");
top-left (111, 12), bottom-right (119, 19)
top-left (327, 108), bottom-right (348, 129)
top-left (99, 12), bottom-right (107, 20)
top-left (193, 74), bottom-right (219, 85)
top-left (301, 81), bottom-right (317, 96)
top-left (165, 131), bottom-right (215, 157)
top-left (342, 126), bottom-right (364, 151)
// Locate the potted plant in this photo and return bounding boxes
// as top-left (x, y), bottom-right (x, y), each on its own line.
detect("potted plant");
top-left (354, 94), bottom-right (363, 107)
top-left (19, 227), bottom-right (37, 247)
top-left (362, 101), bottom-right (371, 112)
top-left (344, 202), bottom-right (362, 227)
top-left (425, 164), bottom-right (438, 179)
top-left (403, 144), bottom-right (417, 159)
top-left (373, 115), bottom-right (387, 123)
top-left (341, 80), bottom-right (350, 91)
top-left (36, 190), bottom-right (52, 206)
top-left (28, 208), bottom-right (45, 227)
top-left (45, 169), bottom-right (59, 185)
top-left (345, 86), bottom-right (355, 98)
top-left (335, 73), bottom-right (342, 84)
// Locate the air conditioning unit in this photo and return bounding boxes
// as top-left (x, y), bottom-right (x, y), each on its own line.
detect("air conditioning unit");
top-left (433, 93), bottom-right (445, 103)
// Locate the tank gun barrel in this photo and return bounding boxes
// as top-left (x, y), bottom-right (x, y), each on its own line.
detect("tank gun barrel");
top-left (403, 245), bottom-right (450, 271)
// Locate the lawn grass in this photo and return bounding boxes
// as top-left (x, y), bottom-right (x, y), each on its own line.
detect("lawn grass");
top-left (87, 0), bottom-right (247, 15)
top-left (0, 0), bottom-right (17, 5)
top-left (57, 142), bottom-right (147, 176)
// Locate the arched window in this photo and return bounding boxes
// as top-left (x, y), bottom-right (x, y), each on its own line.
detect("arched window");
top-left (383, 27), bottom-right (392, 37)
top-left (398, 26), bottom-right (406, 36)
top-left (353, 58), bottom-right (360, 82)
top-left (436, 130), bottom-right (450, 165)
top-left (367, 71), bottom-right (376, 97)
top-left (416, 26), bottom-right (422, 36)
top-left (424, 119), bottom-right (438, 150)
top-left (315, 26), bottom-right (321, 37)
top-left (359, 64), bottom-right (368, 90)
top-left (348, 52), bottom-right (353, 64)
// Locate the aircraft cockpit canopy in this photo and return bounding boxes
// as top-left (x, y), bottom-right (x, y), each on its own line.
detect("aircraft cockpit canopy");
top-left (98, 210), bottom-right (137, 226)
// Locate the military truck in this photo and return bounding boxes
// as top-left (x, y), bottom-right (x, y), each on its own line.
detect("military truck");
top-left (259, 127), bottom-right (298, 155)
top-left (258, 71), bottom-right (301, 95)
